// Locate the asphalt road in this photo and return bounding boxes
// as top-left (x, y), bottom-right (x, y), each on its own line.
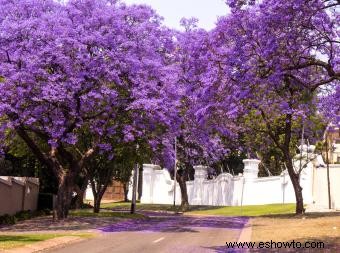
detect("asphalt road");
top-left (46, 213), bottom-right (248, 253)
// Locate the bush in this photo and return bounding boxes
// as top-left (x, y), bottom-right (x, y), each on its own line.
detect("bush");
top-left (0, 209), bottom-right (51, 226)
top-left (0, 214), bottom-right (17, 225)
top-left (35, 209), bottom-right (51, 216)
top-left (15, 210), bottom-right (32, 221)
top-left (80, 203), bottom-right (93, 209)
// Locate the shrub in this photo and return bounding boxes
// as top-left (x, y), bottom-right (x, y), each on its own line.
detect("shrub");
top-left (0, 214), bottom-right (17, 225)
top-left (0, 208), bottom-right (51, 226)
top-left (15, 210), bottom-right (32, 221)
top-left (81, 203), bottom-right (93, 209)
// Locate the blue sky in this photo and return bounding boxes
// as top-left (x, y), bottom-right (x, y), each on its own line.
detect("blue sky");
top-left (122, 0), bottom-right (230, 30)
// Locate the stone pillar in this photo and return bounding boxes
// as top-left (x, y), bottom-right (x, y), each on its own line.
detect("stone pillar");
top-left (242, 159), bottom-right (260, 179)
top-left (192, 165), bottom-right (208, 205)
top-left (140, 164), bottom-right (158, 204)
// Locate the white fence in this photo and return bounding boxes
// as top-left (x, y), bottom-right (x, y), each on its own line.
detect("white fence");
top-left (137, 160), bottom-right (300, 206)
top-left (133, 148), bottom-right (340, 209)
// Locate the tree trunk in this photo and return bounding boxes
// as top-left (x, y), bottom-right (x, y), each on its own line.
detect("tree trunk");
top-left (285, 154), bottom-right (305, 214)
top-left (123, 182), bottom-right (129, 202)
top-left (90, 179), bottom-right (109, 213)
top-left (282, 113), bottom-right (304, 215)
top-left (137, 166), bottom-right (143, 201)
top-left (74, 178), bottom-right (88, 209)
top-left (93, 195), bottom-right (101, 213)
top-left (15, 127), bottom-right (96, 220)
top-left (177, 172), bottom-right (189, 211)
top-left (325, 140), bottom-right (332, 209)
top-left (56, 174), bottom-right (75, 219)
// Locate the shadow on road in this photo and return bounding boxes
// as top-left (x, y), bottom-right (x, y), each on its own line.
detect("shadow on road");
top-left (99, 213), bottom-right (248, 233)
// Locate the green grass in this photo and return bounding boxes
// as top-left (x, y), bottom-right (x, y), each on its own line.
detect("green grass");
top-left (69, 209), bottom-right (145, 219)
top-left (101, 201), bottom-right (296, 217)
top-left (0, 233), bottom-right (93, 250)
top-left (100, 202), bottom-right (176, 212)
top-left (187, 203), bottom-right (296, 217)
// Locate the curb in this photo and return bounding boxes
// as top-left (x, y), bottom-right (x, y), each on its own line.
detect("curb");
top-left (237, 218), bottom-right (252, 252)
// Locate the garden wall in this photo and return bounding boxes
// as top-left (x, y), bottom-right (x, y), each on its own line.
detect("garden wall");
top-left (138, 160), bottom-right (303, 206)
top-left (136, 147), bottom-right (334, 208)
top-left (312, 164), bottom-right (340, 210)
top-left (0, 177), bottom-right (39, 215)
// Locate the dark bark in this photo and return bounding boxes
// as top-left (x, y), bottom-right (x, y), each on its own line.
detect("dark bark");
top-left (16, 126), bottom-right (96, 219)
top-left (55, 159), bottom-right (92, 219)
top-left (130, 164), bottom-right (138, 214)
top-left (282, 114), bottom-right (305, 215)
top-left (90, 178), bottom-right (108, 213)
top-left (93, 190), bottom-right (105, 213)
top-left (260, 109), bottom-right (305, 215)
top-left (56, 171), bottom-right (77, 219)
top-left (284, 155), bottom-right (305, 214)
top-left (325, 140), bottom-right (332, 209)
top-left (137, 166), bottom-right (143, 201)
top-left (89, 166), bottom-right (113, 213)
top-left (73, 177), bottom-right (88, 209)
top-left (176, 169), bottom-right (189, 211)
top-left (52, 155), bottom-right (93, 219)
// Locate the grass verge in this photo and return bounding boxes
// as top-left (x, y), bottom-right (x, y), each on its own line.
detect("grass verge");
top-left (100, 202), bottom-right (176, 212)
top-left (101, 202), bottom-right (296, 217)
top-left (186, 204), bottom-right (296, 216)
top-left (0, 233), bottom-right (93, 250)
top-left (70, 209), bottom-right (145, 219)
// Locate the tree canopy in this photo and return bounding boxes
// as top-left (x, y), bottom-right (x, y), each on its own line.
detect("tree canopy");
top-left (0, 0), bottom-right (338, 217)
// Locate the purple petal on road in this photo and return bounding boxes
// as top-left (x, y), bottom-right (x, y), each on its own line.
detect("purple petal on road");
top-left (98, 214), bottom-right (249, 233)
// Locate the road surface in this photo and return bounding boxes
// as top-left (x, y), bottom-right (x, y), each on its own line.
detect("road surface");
top-left (46, 213), bottom-right (248, 253)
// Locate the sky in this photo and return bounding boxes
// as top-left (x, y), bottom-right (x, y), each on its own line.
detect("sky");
top-left (122, 0), bottom-right (230, 30)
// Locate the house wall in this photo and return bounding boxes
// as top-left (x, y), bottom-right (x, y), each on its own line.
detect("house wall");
top-left (324, 125), bottom-right (340, 164)
top-left (0, 177), bottom-right (39, 215)
top-left (85, 180), bottom-right (126, 202)
top-left (102, 181), bottom-right (125, 202)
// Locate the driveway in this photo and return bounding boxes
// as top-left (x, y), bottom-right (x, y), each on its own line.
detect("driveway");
top-left (45, 213), bottom-right (249, 253)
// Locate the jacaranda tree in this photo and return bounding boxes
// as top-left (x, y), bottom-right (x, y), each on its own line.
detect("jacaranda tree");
top-left (210, 0), bottom-right (339, 214)
top-left (170, 18), bottom-right (242, 209)
top-left (0, 0), bottom-right (179, 219)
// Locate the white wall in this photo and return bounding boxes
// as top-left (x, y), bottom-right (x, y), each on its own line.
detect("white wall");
top-left (312, 164), bottom-right (340, 210)
top-left (137, 158), bottom-right (316, 207)
top-left (84, 145), bottom-right (339, 209)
